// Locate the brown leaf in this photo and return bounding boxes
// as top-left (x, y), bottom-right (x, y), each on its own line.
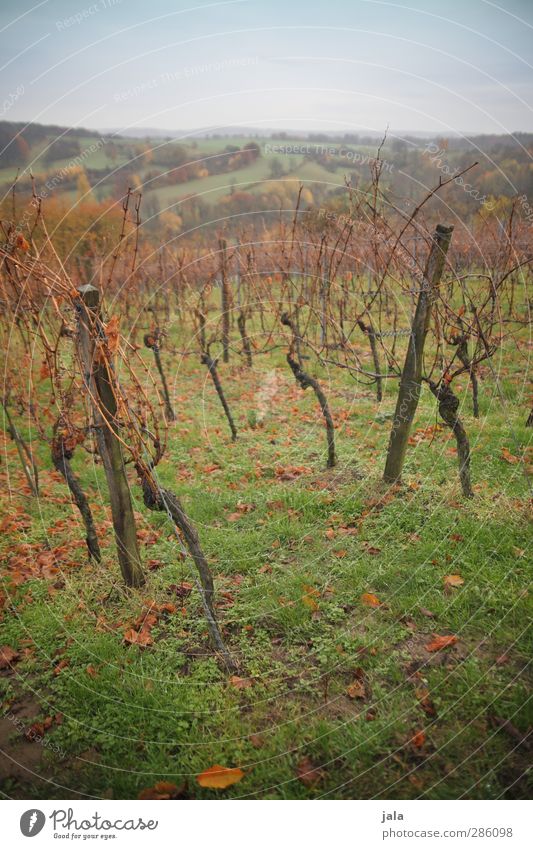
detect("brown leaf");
top-left (415, 686), bottom-right (437, 717)
top-left (346, 680), bottom-right (366, 699)
top-left (296, 756), bottom-right (323, 787)
top-left (229, 675), bottom-right (253, 690)
top-left (53, 658), bottom-right (69, 675)
top-left (425, 634), bottom-right (458, 652)
top-left (105, 315), bottom-right (120, 355)
top-left (158, 602), bottom-right (177, 615)
top-left (197, 765), bottom-right (244, 789)
top-left (249, 734), bottom-right (265, 748)
top-left (124, 628), bottom-right (153, 647)
top-left (0, 645), bottom-right (19, 669)
top-left (147, 559), bottom-right (165, 571)
top-left (138, 781), bottom-right (186, 800)
top-left (168, 582), bottom-right (193, 599)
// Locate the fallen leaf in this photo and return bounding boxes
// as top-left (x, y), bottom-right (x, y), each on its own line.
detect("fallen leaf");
top-left (124, 628), bottom-right (153, 647)
top-left (302, 586), bottom-right (319, 610)
top-left (197, 765), bottom-right (244, 789)
top-left (411, 730), bottom-right (426, 749)
top-left (346, 680), bottom-right (366, 699)
top-left (443, 574), bottom-right (464, 588)
top-left (147, 559), bottom-right (165, 571)
top-left (168, 582), bottom-right (193, 599)
top-left (415, 686), bottom-right (437, 717)
top-left (296, 756), bottom-right (323, 787)
top-left (138, 781), bottom-right (185, 800)
top-left (53, 658), bottom-right (69, 675)
top-left (360, 592), bottom-right (381, 607)
top-left (0, 645), bottom-right (19, 669)
top-left (425, 634), bottom-right (458, 652)
top-left (229, 675), bottom-right (253, 690)
top-left (501, 447), bottom-right (519, 465)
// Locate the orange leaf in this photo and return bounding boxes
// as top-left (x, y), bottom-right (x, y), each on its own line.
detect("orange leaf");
top-left (346, 680), bottom-right (366, 699)
top-left (425, 634), bottom-right (458, 652)
top-left (501, 447), bottom-right (519, 465)
top-left (197, 765), bottom-right (244, 789)
top-left (360, 592), bottom-right (381, 607)
top-left (411, 730), bottom-right (426, 749)
top-left (443, 574), bottom-right (464, 588)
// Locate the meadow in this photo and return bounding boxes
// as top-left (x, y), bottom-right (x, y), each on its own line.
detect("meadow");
top-left (1, 305), bottom-right (531, 800)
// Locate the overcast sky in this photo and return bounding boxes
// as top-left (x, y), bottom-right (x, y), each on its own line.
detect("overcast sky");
top-left (1, 0), bottom-right (532, 138)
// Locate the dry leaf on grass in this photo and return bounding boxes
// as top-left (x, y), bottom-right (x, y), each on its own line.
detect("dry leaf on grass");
top-left (360, 592), bottom-right (381, 607)
top-left (410, 730), bottom-right (426, 749)
top-left (296, 756), bottom-right (324, 787)
top-left (425, 634), bottom-right (458, 652)
top-left (197, 765), bottom-right (244, 789)
top-left (0, 645), bottom-right (19, 669)
top-left (138, 781), bottom-right (186, 799)
top-left (229, 675), bottom-right (253, 690)
top-left (443, 574), bottom-right (464, 588)
top-left (346, 680), bottom-right (366, 699)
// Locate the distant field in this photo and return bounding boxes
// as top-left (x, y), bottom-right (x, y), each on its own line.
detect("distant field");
top-left (1, 128), bottom-right (373, 215)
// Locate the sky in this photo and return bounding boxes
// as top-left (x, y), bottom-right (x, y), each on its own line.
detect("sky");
top-left (1, 0), bottom-right (532, 138)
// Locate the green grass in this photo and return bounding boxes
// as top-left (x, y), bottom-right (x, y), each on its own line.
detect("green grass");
top-left (0, 322), bottom-right (531, 800)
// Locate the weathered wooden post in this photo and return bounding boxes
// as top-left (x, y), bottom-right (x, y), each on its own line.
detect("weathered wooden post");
top-left (383, 224), bottom-right (454, 484)
top-left (77, 284), bottom-right (144, 588)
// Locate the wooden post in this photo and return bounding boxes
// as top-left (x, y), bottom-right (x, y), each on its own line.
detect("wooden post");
top-left (77, 284), bottom-right (144, 588)
top-left (383, 224), bottom-right (454, 484)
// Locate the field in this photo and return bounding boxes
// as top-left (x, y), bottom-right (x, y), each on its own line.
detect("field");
top-left (1, 314), bottom-right (531, 800)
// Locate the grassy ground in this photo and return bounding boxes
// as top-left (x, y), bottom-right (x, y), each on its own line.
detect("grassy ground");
top-left (0, 326), bottom-right (531, 800)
